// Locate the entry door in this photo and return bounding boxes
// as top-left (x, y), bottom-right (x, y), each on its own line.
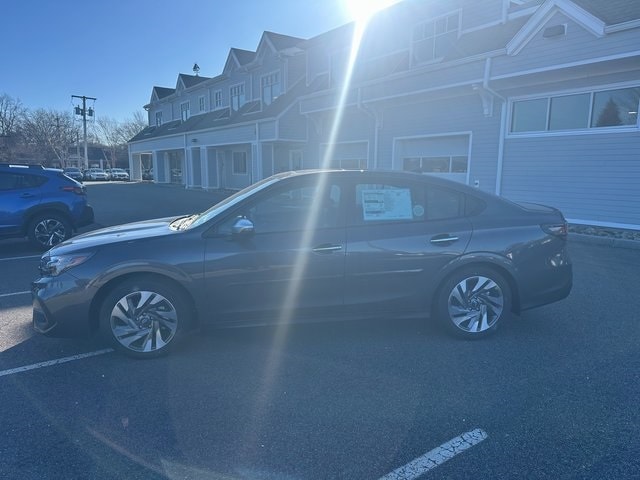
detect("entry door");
top-left (204, 176), bottom-right (346, 324)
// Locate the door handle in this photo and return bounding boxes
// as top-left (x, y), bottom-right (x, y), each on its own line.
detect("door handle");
top-left (430, 235), bottom-right (459, 245)
top-left (20, 193), bottom-right (35, 198)
top-left (312, 244), bottom-right (343, 253)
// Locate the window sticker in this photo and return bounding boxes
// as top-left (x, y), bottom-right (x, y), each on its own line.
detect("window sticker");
top-left (362, 189), bottom-right (413, 221)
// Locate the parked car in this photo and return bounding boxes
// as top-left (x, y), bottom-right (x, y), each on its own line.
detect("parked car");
top-left (62, 167), bottom-right (84, 183)
top-left (32, 170), bottom-right (572, 358)
top-left (0, 163), bottom-right (94, 249)
top-left (142, 168), bottom-right (154, 180)
top-left (85, 168), bottom-right (109, 181)
top-left (108, 168), bottom-right (130, 181)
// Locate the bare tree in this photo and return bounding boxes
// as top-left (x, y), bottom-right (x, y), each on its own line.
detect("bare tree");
top-left (93, 111), bottom-right (148, 167)
top-left (0, 94), bottom-right (27, 161)
top-left (21, 109), bottom-right (81, 166)
top-left (120, 110), bottom-right (148, 142)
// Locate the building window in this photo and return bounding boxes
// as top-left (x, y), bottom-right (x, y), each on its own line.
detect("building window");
top-left (155, 111), bottom-right (163, 126)
top-left (232, 151), bottom-right (248, 174)
top-left (511, 86), bottom-right (640, 133)
top-left (214, 90), bottom-right (222, 109)
top-left (181, 102), bottom-right (190, 122)
top-left (199, 96), bottom-right (206, 112)
top-left (403, 156), bottom-right (468, 174)
top-left (412, 12), bottom-right (459, 64)
top-left (230, 84), bottom-right (246, 111)
top-left (261, 72), bottom-right (281, 106)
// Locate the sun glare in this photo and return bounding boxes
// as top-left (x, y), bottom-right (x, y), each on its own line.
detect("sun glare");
top-left (344, 0), bottom-right (400, 23)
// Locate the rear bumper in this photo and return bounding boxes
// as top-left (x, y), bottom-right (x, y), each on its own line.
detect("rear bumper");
top-left (520, 263), bottom-right (573, 312)
top-left (75, 205), bottom-right (94, 228)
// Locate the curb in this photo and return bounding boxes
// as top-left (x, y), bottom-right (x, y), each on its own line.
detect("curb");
top-left (569, 233), bottom-right (640, 250)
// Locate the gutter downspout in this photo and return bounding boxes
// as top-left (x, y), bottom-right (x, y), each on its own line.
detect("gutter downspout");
top-left (481, 57), bottom-right (508, 197)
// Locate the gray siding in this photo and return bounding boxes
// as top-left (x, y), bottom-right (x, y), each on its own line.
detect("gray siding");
top-left (362, 60), bottom-right (486, 102)
top-left (278, 105), bottom-right (306, 140)
top-left (460, 0), bottom-right (504, 31)
top-left (493, 13), bottom-right (640, 78)
top-left (259, 121), bottom-right (277, 140)
top-left (501, 133), bottom-right (640, 226)
top-left (381, 94), bottom-right (502, 190)
top-left (187, 124), bottom-right (255, 145)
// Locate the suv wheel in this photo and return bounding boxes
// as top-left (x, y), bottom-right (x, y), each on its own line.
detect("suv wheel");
top-left (28, 213), bottom-right (72, 249)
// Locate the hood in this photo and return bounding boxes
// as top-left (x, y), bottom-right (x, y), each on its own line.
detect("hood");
top-left (51, 216), bottom-right (179, 254)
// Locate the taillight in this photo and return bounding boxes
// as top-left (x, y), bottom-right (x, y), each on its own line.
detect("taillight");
top-left (60, 185), bottom-right (85, 195)
top-left (541, 222), bottom-right (568, 238)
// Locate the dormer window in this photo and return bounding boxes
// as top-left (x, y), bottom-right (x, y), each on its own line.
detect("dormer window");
top-left (412, 12), bottom-right (459, 64)
top-left (230, 84), bottom-right (246, 111)
top-left (199, 96), bottom-right (206, 112)
top-left (261, 72), bottom-right (281, 106)
top-left (214, 90), bottom-right (223, 109)
top-left (181, 102), bottom-right (190, 121)
top-left (155, 111), bottom-right (163, 127)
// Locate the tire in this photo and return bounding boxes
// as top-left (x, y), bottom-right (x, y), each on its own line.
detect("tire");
top-left (435, 267), bottom-right (511, 339)
top-left (100, 278), bottom-right (188, 358)
top-left (28, 212), bottom-right (72, 250)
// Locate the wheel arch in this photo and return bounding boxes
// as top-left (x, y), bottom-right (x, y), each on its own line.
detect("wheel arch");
top-left (23, 204), bottom-right (73, 234)
top-left (430, 256), bottom-right (521, 317)
top-left (88, 272), bottom-right (199, 334)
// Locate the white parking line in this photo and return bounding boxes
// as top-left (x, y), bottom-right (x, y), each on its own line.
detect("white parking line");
top-left (0, 291), bottom-right (30, 298)
top-left (0, 349), bottom-right (114, 378)
top-left (0, 255), bottom-right (40, 262)
top-left (378, 428), bottom-right (488, 480)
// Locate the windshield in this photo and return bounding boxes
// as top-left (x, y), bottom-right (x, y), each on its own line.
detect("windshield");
top-left (187, 174), bottom-right (290, 229)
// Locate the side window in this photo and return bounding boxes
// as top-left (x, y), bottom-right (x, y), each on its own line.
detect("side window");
top-left (351, 181), bottom-right (464, 224)
top-left (425, 186), bottom-right (463, 220)
top-left (0, 173), bottom-right (20, 190)
top-left (0, 173), bottom-right (46, 190)
top-left (21, 174), bottom-right (47, 188)
top-left (353, 182), bottom-right (425, 225)
top-left (220, 182), bottom-right (342, 234)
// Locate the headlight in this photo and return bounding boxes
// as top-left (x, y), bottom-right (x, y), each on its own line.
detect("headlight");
top-left (40, 253), bottom-right (94, 277)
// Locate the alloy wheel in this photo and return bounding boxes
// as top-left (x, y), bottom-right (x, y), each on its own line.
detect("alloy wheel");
top-left (447, 275), bottom-right (504, 333)
top-left (34, 218), bottom-right (67, 247)
top-left (109, 290), bottom-right (179, 354)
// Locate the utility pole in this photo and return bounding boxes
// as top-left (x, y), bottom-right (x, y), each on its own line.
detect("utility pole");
top-left (72, 95), bottom-right (96, 170)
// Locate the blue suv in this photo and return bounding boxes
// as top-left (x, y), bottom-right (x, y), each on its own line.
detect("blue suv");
top-left (0, 164), bottom-right (94, 249)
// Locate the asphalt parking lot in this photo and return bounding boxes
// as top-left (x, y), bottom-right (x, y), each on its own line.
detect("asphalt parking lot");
top-left (1, 182), bottom-right (639, 479)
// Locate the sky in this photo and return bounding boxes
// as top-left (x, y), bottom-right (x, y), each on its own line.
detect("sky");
top-left (1, 0), bottom-right (361, 122)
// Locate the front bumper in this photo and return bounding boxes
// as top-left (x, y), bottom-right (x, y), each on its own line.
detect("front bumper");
top-left (32, 273), bottom-right (97, 338)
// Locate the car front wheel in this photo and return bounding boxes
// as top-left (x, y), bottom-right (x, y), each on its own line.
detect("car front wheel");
top-left (100, 278), bottom-right (188, 358)
top-left (436, 267), bottom-right (511, 339)
top-left (28, 213), bottom-right (72, 249)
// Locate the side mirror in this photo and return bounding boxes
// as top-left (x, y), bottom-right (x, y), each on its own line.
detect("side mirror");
top-left (231, 217), bottom-right (255, 237)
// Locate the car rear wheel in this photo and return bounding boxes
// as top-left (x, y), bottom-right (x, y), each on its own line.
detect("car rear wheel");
top-left (28, 212), bottom-right (72, 250)
top-left (100, 278), bottom-right (188, 358)
top-left (436, 267), bottom-right (511, 339)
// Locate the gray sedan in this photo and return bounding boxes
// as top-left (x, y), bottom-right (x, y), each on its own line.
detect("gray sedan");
top-left (32, 170), bottom-right (572, 358)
